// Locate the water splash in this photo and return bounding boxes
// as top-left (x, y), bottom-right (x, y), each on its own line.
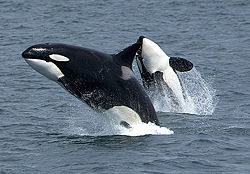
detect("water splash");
top-left (64, 68), bottom-right (214, 137)
top-left (119, 122), bottom-right (173, 136)
top-left (65, 106), bottom-right (173, 137)
top-left (151, 68), bottom-right (217, 115)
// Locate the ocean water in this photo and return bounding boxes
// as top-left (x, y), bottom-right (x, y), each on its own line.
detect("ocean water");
top-left (1, 0), bottom-right (250, 173)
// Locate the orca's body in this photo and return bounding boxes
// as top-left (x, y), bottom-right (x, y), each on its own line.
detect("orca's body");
top-left (136, 36), bottom-right (193, 108)
top-left (22, 40), bottom-right (160, 126)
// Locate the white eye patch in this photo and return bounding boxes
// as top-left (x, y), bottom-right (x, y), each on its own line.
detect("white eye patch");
top-left (49, 54), bottom-right (70, 62)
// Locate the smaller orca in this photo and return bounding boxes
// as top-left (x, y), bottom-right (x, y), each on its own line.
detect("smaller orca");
top-left (22, 39), bottom-right (160, 127)
top-left (136, 36), bottom-right (193, 108)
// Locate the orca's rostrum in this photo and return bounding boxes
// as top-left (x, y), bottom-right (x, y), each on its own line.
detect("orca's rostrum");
top-left (22, 39), bottom-right (160, 127)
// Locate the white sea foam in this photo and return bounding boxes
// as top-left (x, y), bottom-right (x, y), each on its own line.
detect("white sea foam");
top-left (118, 122), bottom-right (173, 136)
top-left (68, 121), bottom-right (173, 137)
top-left (66, 106), bottom-right (173, 137)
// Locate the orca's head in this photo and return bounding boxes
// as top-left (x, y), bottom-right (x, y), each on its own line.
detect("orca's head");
top-left (136, 37), bottom-right (193, 83)
top-left (135, 36), bottom-right (170, 88)
top-left (22, 43), bottom-right (71, 82)
top-left (136, 36), bottom-right (170, 76)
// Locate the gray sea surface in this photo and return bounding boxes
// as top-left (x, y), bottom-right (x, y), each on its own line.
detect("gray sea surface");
top-left (1, 0), bottom-right (250, 173)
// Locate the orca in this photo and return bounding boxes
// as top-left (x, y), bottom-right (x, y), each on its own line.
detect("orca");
top-left (22, 40), bottom-right (160, 126)
top-left (135, 36), bottom-right (193, 109)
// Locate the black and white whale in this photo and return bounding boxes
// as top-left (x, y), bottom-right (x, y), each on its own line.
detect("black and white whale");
top-left (22, 40), bottom-right (160, 127)
top-left (136, 36), bottom-right (193, 109)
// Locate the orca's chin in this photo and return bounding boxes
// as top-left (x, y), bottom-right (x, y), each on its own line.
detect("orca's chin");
top-left (24, 58), bottom-right (64, 82)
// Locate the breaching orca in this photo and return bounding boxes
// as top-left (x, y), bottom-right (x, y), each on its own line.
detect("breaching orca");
top-left (135, 36), bottom-right (193, 109)
top-left (22, 40), bottom-right (160, 127)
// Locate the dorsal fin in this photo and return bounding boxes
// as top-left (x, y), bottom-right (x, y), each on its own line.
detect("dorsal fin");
top-left (113, 41), bottom-right (142, 69)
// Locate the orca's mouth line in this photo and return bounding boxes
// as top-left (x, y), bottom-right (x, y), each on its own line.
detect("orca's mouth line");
top-left (137, 47), bottom-right (142, 57)
top-left (136, 46), bottom-right (148, 70)
top-left (136, 47), bottom-right (143, 62)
